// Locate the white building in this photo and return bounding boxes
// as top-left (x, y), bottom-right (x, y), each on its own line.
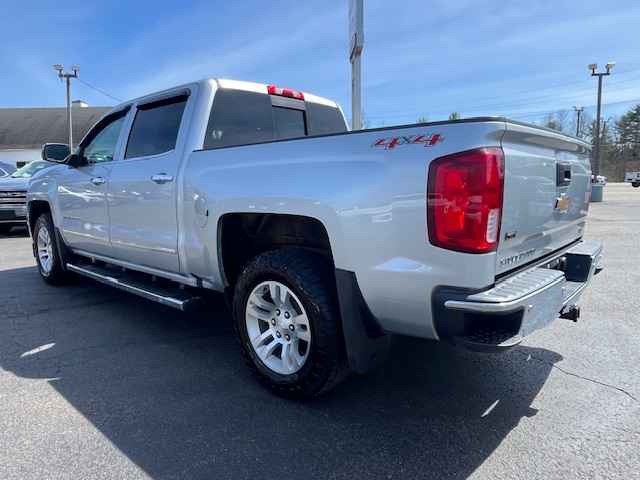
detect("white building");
top-left (0, 103), bottom-right (111, 167)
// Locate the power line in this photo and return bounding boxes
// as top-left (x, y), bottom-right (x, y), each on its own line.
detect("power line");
top-left (367, 68), bottom-right (640, 119)
top-left (506, 98), bottom-right (640, 120)
top-left (367, 81), bottom-right (640, 121)
top-left (76, 78), bottom-right (123, 103)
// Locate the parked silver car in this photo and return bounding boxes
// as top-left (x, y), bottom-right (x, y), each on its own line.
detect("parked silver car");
top-left (0, 161), bottom-right (17, 178)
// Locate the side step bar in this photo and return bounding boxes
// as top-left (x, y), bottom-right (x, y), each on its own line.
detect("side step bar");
top-left (67, 263), bottom-right (204, 312)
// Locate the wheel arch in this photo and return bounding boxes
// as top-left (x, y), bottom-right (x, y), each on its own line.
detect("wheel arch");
top-left (28, 200), bottom-right (52, 234)
top-left (220, 212), bottom-right (391, 376)
top-left (218, 213), bottom-right (334, 289)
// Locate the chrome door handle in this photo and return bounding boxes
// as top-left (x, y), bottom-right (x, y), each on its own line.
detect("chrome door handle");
top-left (91, 177), bottom-right (106, 185)
top-left (151, 174), bottom-right (174, 185)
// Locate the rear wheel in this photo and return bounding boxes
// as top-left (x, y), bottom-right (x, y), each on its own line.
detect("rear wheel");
top-left (33, 213), bottom-right (74, 285)
top-left (632, 182), bottom-right (640, 188)
top-left (233, 249), bottom-right (348, 399)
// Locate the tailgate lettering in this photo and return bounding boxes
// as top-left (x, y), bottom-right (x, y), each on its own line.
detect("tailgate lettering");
top-left (500, 248), bottom-right (536, 267)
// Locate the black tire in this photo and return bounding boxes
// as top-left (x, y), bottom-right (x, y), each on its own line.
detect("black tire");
top-left (233, 249), bottom-right (349, 399)
top-left (33, 213), bottom-right (74, 285)
top-left (632, 182), bottom-right (640, 188)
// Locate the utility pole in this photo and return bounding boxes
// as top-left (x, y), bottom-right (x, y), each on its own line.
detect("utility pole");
top-left (601, 118), bottom-right (610, 174)
top-left (53, 65), bottom-right (80, 150)
top-left (589, 62), bottom-right (615, 179)
top-left (572, 106), bottom-right (584, 137)
top-left (349, 0), bottom-right (364, 130)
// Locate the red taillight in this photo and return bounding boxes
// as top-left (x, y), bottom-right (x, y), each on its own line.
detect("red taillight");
top-left (427, 147), bottom-right (504, 253)
top-left (267, 85), bottom-right (305, 100)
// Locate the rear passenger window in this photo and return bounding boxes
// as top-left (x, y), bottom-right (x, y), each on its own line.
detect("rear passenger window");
top-left (125, 96), bottom-right (187, 159)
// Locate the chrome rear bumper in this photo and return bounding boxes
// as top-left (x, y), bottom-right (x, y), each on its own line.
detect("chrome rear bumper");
top-left (433, 239), bottom-right (603, 353)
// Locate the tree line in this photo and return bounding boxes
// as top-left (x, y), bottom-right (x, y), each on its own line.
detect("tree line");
top-left (534, 105), bottom-right (640, 181)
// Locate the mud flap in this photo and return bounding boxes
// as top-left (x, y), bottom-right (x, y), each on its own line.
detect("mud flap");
top-left (335, 269), bottom-right (391, 374)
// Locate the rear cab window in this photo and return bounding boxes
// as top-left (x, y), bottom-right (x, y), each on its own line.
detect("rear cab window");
top-left (204, 89), bottom-right (347, 149)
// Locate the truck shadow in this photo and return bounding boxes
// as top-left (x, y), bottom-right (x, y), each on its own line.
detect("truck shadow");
top-left (1, 265), bottom-right (561, 479)
top-left (1, 226), bottom-right (30, 238)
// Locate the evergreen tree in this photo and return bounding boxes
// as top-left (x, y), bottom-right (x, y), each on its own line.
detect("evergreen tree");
top-left (614, 105), bottom-right (640, 178)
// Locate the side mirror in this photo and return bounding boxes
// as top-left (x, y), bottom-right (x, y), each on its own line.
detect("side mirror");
top-left (42, 143), bottom-right (71, 162)
top-left (66, 154), bottom-right (85, 168)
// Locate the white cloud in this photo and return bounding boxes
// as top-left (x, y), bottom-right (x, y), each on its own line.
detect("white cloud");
top-left (1, 0), bottom-right (638, 124)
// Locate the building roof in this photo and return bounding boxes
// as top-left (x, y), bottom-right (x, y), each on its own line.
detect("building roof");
top-left (0, 107), bottom-right (111, 149)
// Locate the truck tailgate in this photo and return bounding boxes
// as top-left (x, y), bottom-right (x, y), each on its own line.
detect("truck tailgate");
top-left (496, 122), bottom-right (592, 276)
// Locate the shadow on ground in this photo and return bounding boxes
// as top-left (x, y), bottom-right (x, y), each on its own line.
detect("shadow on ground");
top-left (0, 265), bottom-right (561, 479)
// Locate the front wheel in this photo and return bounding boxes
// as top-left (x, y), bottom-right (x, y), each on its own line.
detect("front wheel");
top-left (632, 182), bottom-right (640, 188)
top-left (233, 249), bottom-right (348, 399)
top-left (33, 213), bottom-right (74, 285)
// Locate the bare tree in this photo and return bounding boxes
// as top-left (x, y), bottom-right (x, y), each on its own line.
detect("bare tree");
top-left (556, 110), bottom-right (570, 133)
top-left (540, 111), bottom-right (570, 133)
top-left (415, 116), bottom-right (429, 124)
top-left (540, 113), bottom-right (560, 131)
top-left (570, 111), bottom-right (594, 140)
top-left (360, 110), bottom-right (372, 129)
top-left (448, 112), bottom-right (461, 120)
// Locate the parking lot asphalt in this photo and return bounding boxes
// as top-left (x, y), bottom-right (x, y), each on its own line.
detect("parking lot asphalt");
top-left (0, 183), bottom-right (638, 479)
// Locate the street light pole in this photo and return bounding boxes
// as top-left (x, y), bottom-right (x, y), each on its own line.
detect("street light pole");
top-left (53, 64), bottom-right (80, 150)
top-left (589, 62), bottom-right (615, 180)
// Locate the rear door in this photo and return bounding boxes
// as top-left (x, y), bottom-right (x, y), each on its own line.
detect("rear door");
top-left (496, 123), bottom-right (591, 275)
top-left (107, 88), bottom-right (194, 273)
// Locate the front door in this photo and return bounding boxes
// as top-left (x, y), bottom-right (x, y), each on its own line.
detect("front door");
top-left (57, 109), bottom-right (129, 257)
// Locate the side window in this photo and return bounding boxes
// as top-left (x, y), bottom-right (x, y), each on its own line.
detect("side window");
top-left (125, 96), bottom-right (188, 159)
top-left (204, 90), bottom-right (274, 149)
top-left (82, 112), bottom-right (128, 165)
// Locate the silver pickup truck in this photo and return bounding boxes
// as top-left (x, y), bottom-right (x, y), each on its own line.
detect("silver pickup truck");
top-left (28, 78), bottom-right (602, 398)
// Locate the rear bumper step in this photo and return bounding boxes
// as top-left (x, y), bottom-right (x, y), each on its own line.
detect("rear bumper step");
top-left (434, 239), bottom-right (603, 354)
top-left (67, 263), bottom-right (204, 312)
top-left (454, 330), bottom-right (523, 354)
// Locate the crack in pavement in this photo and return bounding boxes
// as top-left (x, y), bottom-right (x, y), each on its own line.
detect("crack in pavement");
top-left (516, 350), bottom-right (640, 403)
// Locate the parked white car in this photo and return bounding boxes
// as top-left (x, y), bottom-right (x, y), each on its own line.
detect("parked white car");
top-left (625, 171), bottom-right (640, 187)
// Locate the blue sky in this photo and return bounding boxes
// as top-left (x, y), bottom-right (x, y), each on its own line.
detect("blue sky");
top-left (1, 0), bottom-right (638, 127)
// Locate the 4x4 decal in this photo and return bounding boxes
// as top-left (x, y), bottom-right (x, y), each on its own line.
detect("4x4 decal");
top-left (372, 133), bottom-right (444, 150)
